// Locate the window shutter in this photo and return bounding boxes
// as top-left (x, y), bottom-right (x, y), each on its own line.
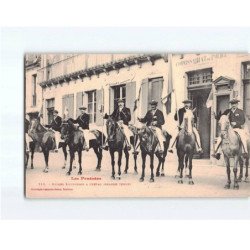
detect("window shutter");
top-left (150, 77), bottom-right (163, 111)
top-left (76, 92), bottom-right (83, 117)
top-left (141, 78), bottom-right (149, 117)
top-left (96, 89), bottom-right (104, 126)
top-left (109, 87), bottom-right (114, 114)
top-left (125, 82), bottom-right (136, 124)
top-left (68, 94), bottom-right (74, 119)
top-left (62, 95), bottom-right (68, 119)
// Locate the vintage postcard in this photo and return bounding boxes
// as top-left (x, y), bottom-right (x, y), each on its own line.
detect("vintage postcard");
top-left (25, 53), bottom-right (250, 198)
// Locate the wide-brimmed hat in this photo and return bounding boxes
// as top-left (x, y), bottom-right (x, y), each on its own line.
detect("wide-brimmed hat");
top-left (229, 98), bottom-right (240, 104)
top-left (79, 106), bottom-right (87, 110)
top-left (149, 100), bottom-right (158, 105)
top-left (182, 99), bottom-right (192, 104)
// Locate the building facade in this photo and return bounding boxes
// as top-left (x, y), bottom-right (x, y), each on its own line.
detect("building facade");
top-left (25, 53), bottom-right (250, 163)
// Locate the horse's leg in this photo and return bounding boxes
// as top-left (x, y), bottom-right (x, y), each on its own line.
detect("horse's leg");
top-left (93, 147), bottom-right (101, 171)
top-left (123, 148), bottom-right (129, 174)
top-left (178, 153), bottom-right (184, 184)
top-left (224, 156), bottom-right (231, 189)
top-left (133, 148), bottom-right (138, 174)
top-left (155, 152), bottom-right (161, 177)
top-left (67, 149), bottom-right (74, 175)
top-left (140, 151), bottom-right (146, 182)
top-left (245, 157), bottom-right (249, 182)
top-left (175, 150), bottom-right (180, 178)
top-left (110, 150), bottom-right (115, 179)
top-left (30, 144), bottom-right (34, 169)
top-left (237, 157), bottom-right (243, 182)
top-left (62, 144), bottom-right (67, 169)
top-left (233, 156), bottom-right (239, 189)
top-left (188, 154), bottom-right (194, 185)
top-left (185, 154), bottom-right (189, 178)
top-left (150, 153), bottom-right (154, 182)
top-left (77, 148), bottom-right (82, 175)
top-left (117, 150), bottom-right (122, 179)
top-left (43, 149), bottom-right (49, 173)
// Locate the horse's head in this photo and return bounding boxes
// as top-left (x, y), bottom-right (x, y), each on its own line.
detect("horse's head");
top-left (138, 126), bottom-right (156, 152)
top-left (106, 116), bottom-right (117, 141)
top-left (183, 109), bottom-right (194, 135)
top-left (30, 118), bottom-right (39, 132)
top-left (60, 121), bottom-right (69, 140)
top-left (218, 114), bottom-right (230, 138)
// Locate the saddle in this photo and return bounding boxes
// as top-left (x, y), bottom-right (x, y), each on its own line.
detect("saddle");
top-left (89, 129), bottom-right (100, 139)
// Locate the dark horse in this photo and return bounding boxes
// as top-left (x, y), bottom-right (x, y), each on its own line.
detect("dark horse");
top-left (29, 118), bottom-right (55, 173)
top-left (137, 125), bottom-right (170, 182)
top-left (218, 114), bottom-right (249, 189)
top-left (61, 119), bottom-right (104, 175)
top-left (106, 117), bottom-right (132, 179)
top-left (176, 109), bottom-right (196, 185)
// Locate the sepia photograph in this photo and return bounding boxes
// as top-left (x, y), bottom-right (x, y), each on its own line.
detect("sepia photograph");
top-left (24, 53), bottom-right (250, 198)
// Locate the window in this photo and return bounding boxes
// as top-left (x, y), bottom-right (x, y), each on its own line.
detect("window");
top-left (188, 68), bottom-right (213, 86)
top-left (87, 91), bottom-right (96, 123)
top-left (46, 98), bottom-right (55, 125)
top-left (113, 85), bottom-right (126, 109)
top-left (31, 74), bottom-right (37, 106)
top-left (243, 62), bottom-right (250, 79)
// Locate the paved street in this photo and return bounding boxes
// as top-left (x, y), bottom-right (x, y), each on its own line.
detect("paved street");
top-left (25, 148), bottom-right (250, 198)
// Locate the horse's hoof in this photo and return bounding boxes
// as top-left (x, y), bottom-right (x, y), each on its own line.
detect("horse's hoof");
top-left (149, 178), bottom-right (154, 183)
top-left (111, 176), bottom-right (115, 180)
top-left (124, 170), bottom-right (128, 174)
top-left (185, 175), bottom-right (190, 178)
top-left (233, 184), bottom-right (239, 190)
top-left (188, 180), bottom-right (194, 185)
top-left (117, 176), bottom-right (121, 180)
top-left (139, 178), bottom-right (144, 182)
top-left (62, 166), bottom-right (66, 169)
top-left (78, 172), bottom-right (82, 175)
top-left (156, 172), bottom-right (160, 177)
top-left (43, 169), bottom-right (48, 173)
top-left (161, 173), bottom-right (165, 177)
top-left (31, 166), bottom-right (34, 169)
top-left (224, 184), bottom-right (230, 189)
top-left (134, 169), bottom-right (138, 175)
top-left (66, 172), bottom-right (71, 176)
top-left (244, 177), bottom-right (249, 183)
top-left (178, 179), bottom-right (183, 184)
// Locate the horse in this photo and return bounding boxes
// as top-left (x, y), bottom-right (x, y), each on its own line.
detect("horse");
top-left (105, 117), bottom-right (131, 179)
top-left (137, 125), bottom-right (170, 182)
top-left (218, 114), bottom-right (249, 189)
top-left (29, 118), bottom-right (55, 173)
top-left (176, 109), bottom-right (196, 185)
top-left (24, 138), bottom-right (35, 169)
top-left (60, 119), bottom-right (104, 175)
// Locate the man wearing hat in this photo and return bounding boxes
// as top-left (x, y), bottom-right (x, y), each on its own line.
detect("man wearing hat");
top-left (103, 99), bottom-right (132, 150)
top-left (212, 98), bottom-right (248, 159)
top-left (168, 99), bottom-right (203, 153)
top-left (138, 100), bottom-right (165, 154)
top-left (50, 110), bottom-right (62, 152)
top-left (74, 106), bottom-right (91, 151)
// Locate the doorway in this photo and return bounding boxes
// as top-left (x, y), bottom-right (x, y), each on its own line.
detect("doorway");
top-left (189, 88), bottom-right (211, 158)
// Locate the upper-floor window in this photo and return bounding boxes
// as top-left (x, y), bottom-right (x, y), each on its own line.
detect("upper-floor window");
top-left (113, 84), bottom-right (126, 109)
top-left (32, 74), bottom-right (37, 106)
top-left (87, 91), bottom-right (96, 123)
top-left (187, 68), bottom-right (213, 86)
top-left (243, 62), bottom-right (250, 79)
top-left (46, 98), bottom-right (55, 125)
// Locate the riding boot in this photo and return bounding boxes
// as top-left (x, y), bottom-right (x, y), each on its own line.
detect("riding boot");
top-left (101, 140), bottom-right (109, 151)
top-left (211, 138), bottom-right (222, 160)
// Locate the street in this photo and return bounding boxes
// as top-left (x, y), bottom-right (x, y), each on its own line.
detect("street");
top-left (25, 148), bottom-right (250, 198)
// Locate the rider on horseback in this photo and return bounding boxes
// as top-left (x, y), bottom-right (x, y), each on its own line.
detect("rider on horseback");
top-left (137, 100), bottom-right (165, 154)
top-left (212, 98), bottom-right (249, 159)
top-left (48, 110), bottom-right (62, 153)
top-left (74, 106), bottom-right (91, 151)
top-left (168, 99), bottom-right (203, 154)
top-left (25, 114), bottom-right (33, 152)
top-left (102, 99), bottom-right (132, 150)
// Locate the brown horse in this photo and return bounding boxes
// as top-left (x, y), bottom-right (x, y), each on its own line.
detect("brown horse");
top-left (29, 118), bottom-right (55, 173)
top-left (176, 109), bottom-right (196, 185)
top-left (218, 114), bottom-right (249, 189)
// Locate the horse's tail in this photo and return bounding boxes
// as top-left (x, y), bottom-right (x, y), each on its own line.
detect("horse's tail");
top-left (96, 130), bottom-right (106, 145)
